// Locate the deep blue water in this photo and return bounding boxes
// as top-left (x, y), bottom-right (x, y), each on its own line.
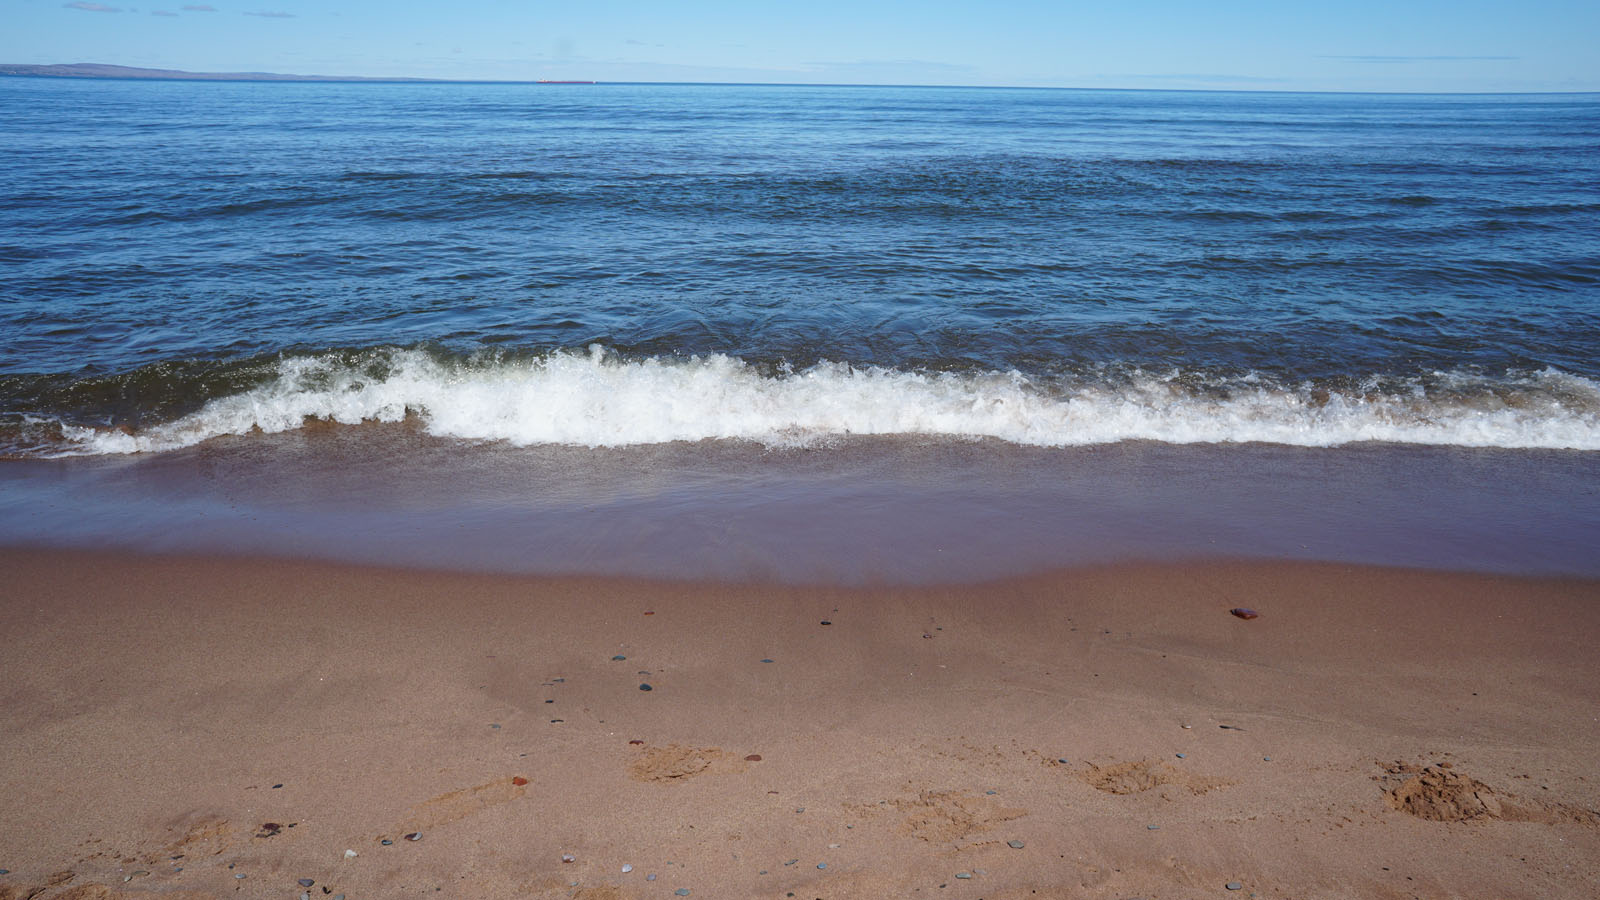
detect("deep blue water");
top-left (2, 79), bottom-right (1598, 455)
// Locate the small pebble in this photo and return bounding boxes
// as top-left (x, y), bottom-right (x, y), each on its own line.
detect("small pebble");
top-left (956, 872), bottom-right (972, 879)
top-left (675, 889), bottom-right (691, 896)
top-left (639, 683), bottom-right (653, 691)
top-left (561, 854), bottom-right (575, 863)
top-left (1147, 824), bottom-right (1160, 830)
top-left (381, 839), bottom-right (393, 846)
top-left (334, 896), bottom-right (345, 900)
top-left (820, 620), bottom-right (831, 626)
top-left (1226, 882), bottom-right (1243, 891)
top-left (612, 655), bottom-right (626, 660)
top-left (646, 874), bottom-right (657, 881)
top-left (299, 878), bottom-right (315, 886)
top-left (760, 658), bottom-right (774, 663)
top-left (1057, 758), bottom-right (1069, 764)
top-left (1176, 753), bottom-right (1187, 759)
top-left (405, 832), bottom-right (422, 841)
top-left (123, 876), bottom-right (132, 883)
top-left (828, 843), bottom-right (840, 849)
top-left (1264, 756), bottom-right (1272, 762)
top-left (0, 869), bottom-right (8, 875)
top-left (785, 859), bottom-right (799, 866)
top-left (1006, 840), bottom-right (1024, 849)
top-left (235, 874), bottom-right (246, 880)
top-left (621, 864), bottom-right (633, 873)
top-left (301, 893), bottom-right (310, 900)
top-left (985, 789), bottom-right (997, 795)
top-left (817, 863), bottom-right (827, 870)
top-left (344, 849), bottom-right (358, 858)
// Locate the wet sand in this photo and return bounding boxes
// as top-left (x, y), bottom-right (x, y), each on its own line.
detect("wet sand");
top-left (4, 432), bottom-right (1599, 583)
top-left (1, 549), bottom-right (1598, 899)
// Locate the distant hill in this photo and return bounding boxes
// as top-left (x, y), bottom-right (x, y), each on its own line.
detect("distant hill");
top-left (0, 63), bottom-right (442, 82)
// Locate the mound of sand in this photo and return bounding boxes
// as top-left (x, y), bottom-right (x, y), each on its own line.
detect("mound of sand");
top-left (1381, 763), bottom-right (1600, 826)
top-left (1385, 766), bottom-right (1505, 821)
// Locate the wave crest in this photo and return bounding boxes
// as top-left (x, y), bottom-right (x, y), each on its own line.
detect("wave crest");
top-left (41, 346), bottom-right (1600, 455)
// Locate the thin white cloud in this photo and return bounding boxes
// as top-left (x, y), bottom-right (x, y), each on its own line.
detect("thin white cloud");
top-left (244, 9), bottom-right (293, 17)
top-left (1113, 72), bottom-right (1292, 83)
top-left (152, 8), bottom-right (178, 14)
top-left (1321, 55), bottom-right (1518, 63)
top-left (64, 2), bottom-right (122, 11)
top-left (182, 4), bottom-right (217, 10)
top-left (799, 59), bottom-right (978, 76)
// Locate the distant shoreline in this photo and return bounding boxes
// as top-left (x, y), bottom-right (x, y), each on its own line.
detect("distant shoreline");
top-left (0, 62), bottom-right (449, 82)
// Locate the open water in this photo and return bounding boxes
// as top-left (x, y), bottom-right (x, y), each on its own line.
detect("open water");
top-left (2, 78), bottom-right (1597, 579)
top-left (3, 79), bottom-right (1599, 454)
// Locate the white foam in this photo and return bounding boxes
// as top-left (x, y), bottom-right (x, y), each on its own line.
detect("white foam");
top-left (54, 346), bottom-right (1600, 455)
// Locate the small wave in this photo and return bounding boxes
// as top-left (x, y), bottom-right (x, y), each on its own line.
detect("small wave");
top-left (29, 347), bottom-right (1600, 456)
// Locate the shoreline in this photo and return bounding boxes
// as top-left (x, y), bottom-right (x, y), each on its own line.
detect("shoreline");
top-left (5, 434), bottom-right (1598, 585)
top-left (2, 548), bottom-right (1597, 898)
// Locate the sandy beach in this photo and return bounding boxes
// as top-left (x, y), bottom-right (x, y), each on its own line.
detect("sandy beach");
top-left (1, 548), bottom-right (1597, 899)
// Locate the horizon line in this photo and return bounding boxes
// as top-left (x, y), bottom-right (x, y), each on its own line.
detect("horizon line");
top-left (2, 63), bottom-right (1597, 96)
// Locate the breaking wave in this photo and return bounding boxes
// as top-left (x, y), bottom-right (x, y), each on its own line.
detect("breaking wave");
top-left (22, 346), bottom-right (1600, 456)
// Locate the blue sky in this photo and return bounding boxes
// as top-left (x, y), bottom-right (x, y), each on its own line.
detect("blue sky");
top-left (8, 0), bottom-right (1599, 91)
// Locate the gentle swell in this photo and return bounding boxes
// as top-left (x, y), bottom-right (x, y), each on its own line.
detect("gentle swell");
top-left (32, 347), bottom-right (1600, 455)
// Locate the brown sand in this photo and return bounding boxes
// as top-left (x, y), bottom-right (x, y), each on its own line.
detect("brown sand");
top-left (1, 549), bottom-right (1597, 899)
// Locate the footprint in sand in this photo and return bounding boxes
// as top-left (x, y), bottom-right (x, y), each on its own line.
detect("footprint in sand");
top-left (891, 790), bottom-right (1029, 844)
top-left (388, 775), bottom-right (531, 836)
top-left (626, 744), bottom-right (749, 782)
top-left (1078, 758), bottom-right (1233, 796)
top-left (0, 871), bottom-right (77, 900)
top-left (160, 813), bottom-right (236, 859)
top-left (845, 790), bottom-right (1028, 846)
top-left (1, 885), bottom-right (217, 900)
